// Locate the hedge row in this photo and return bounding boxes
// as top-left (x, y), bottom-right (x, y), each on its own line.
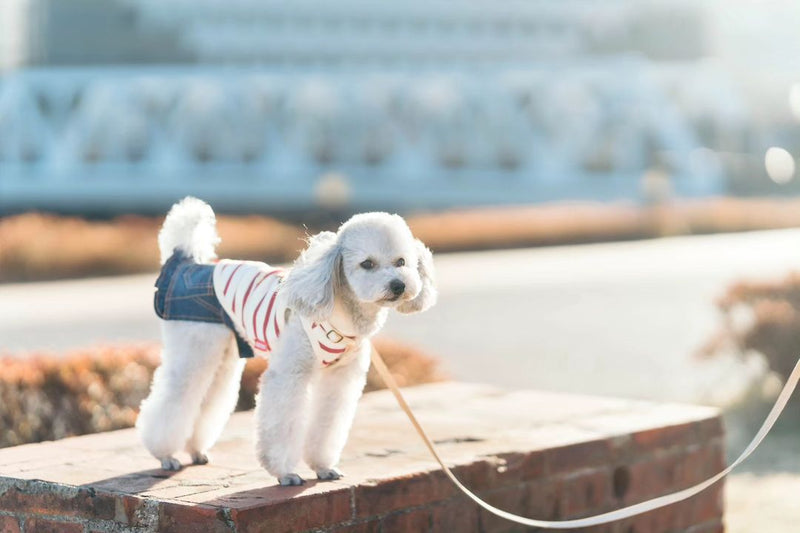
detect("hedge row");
top-left (700, 273), bottom-right (800, 387)
top-left (0, 338), bottom-right (443, 448)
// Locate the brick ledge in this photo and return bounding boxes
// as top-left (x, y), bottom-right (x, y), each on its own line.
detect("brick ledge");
top-left (0, 383), bottom-right (725, 533)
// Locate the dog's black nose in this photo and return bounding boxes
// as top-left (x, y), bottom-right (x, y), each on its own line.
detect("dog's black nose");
top-left (389, 279), bottom-right (405, 296)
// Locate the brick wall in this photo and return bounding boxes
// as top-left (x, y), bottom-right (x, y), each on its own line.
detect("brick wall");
top-left (0, 383), bottom-right (724, 532)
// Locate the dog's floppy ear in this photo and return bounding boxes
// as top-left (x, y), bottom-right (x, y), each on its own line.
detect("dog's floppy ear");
top-left (282, 231), bottom-right (342, 321)
top-left (397, 239), bottom-right (437, 314)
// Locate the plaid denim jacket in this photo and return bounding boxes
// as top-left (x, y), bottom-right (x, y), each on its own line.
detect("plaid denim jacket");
top-left (153, 251), bottom-right (254, 358)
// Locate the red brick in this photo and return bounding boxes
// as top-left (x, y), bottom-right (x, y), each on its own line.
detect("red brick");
top-left (0, 385), bottom-right (724, 533)
top-left (450, 452), bottom-right (542, 493)
top-left (569, 524), bottom-right (614, 533)
top-left (381, 508), bottom-right (431, 532)
top-left (478, 452), bottom-right (530, 487)
top-left (623, 441), bottom-right (725, 509)
top-left (695, 417), bottom-right (725, 442)
top-left (431, 498), bottom-right (479, 532)
top-left (477, 480), bottom-right (616, 533)
top-left (613, 499), bottom-right (694, 533)
top-left (689, 486), bottom-right (724, 526)
top-left (113, 495), bottom-right (151, 528)
top-left (557, 468), bottom-right (612, 518)
top-left (632, 423), bottom-right (690, 451)
top-left (233, 489), bottom-right (352, 533)
top-left (698, 440), bottom-right (726, 479)
top-left (0, 480), bottom-right (115, 520)
top-left (24, 517), bottom-right (84, 533)
top-left (546, 440), bottom-right (615, 476)
top-left (330, 519), bottom-right (381, 533)
top-left (521, 449), bottom-right (548, 481)
top-left (447, 461), bottom-right (496, 493)
top-left (354, 470), bottom-right (454, 518)
top-left (158, 502), bottom-right (233, 533)
top-left (0, 515), bottom-right (21, 533)
top-left (631, 417), bottom-right (720, 455)
top-left (676, 442), bottom-right (724, 489)
top-left (524, 478), bottom-right (560, 522)
top-left (624, 451), bottom-right (687, 505)
top-left (487, 451), bottom-right (546, 485)
top-left (476, 485), bottom-right (529, 533)
top-left (685, 519), bottom-right (724, 533)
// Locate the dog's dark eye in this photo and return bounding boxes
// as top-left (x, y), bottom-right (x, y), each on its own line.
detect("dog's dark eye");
top-left (395, 258), bottom-right (405, 267)
top-left (360, 259), bottom-right (375, 270)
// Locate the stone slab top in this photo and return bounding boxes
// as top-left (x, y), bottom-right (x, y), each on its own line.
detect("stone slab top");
top-left (0, 382), bottom-right (723, 532)
top-left (0, 382), bottom-right (720, 501)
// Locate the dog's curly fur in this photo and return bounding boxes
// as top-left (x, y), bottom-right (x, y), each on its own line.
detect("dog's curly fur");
top-left (136, 197), bottom-right (437, 485)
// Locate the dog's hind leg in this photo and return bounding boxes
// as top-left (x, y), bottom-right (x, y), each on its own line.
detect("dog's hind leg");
top-left (185, 338), bottom-right (246, 465)
top-left (136, 321), bottom-right (232, 470)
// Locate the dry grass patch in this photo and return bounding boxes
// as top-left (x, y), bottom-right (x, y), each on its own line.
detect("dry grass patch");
top-left (407, 197), bottom-right (800, 252)
top-left (0, 212), bottom-right (305, 282)
top-left (4, 197), bottom-right (800, 282)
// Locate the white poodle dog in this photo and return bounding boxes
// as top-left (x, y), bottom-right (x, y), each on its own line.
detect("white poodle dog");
top-left (136, 197), bottom-right (436, 485)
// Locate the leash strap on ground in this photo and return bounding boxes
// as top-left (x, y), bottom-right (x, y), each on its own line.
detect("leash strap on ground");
top-left (370, 345), bottom-right (800, 529)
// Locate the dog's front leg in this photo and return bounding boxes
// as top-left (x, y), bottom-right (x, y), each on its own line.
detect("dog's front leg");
top-left (304, 343), bottom-right (370, 480)
top-left (255, 319), bottom-right (316, 486)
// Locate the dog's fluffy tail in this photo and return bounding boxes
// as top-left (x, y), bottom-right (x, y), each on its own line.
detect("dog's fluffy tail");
top-left (158, 197), bottom-right (220, 264)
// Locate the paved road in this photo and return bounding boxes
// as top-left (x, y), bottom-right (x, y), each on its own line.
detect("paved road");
top-left (5, 228), bottom-right (800, 406)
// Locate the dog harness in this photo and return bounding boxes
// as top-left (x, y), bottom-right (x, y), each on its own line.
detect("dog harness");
top-left (154, 251), bottom-right (358, 366)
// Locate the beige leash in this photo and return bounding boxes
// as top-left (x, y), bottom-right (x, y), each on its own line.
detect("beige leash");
top-left (370, 345), bottom-right (800, 529)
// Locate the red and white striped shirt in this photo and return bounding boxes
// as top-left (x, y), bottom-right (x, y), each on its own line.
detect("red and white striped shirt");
top-left (212, 260), bottom-right (357, 366)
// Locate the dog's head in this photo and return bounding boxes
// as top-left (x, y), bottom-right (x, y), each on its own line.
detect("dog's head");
top-left (282, 213), bottom-right (437, 322)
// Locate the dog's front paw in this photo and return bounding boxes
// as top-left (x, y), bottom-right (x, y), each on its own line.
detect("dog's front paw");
top-left (316, 467), bottom-right (343, 481)
top-left (160, 457), bottom-right (182, 471)
top-left (191, 451), bottom-right (210, 465)
top-left (278, 473), bottom-right (305, 486)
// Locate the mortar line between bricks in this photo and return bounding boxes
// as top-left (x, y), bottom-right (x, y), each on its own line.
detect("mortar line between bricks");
top-left (4, 484), bottom-right (157, 533)
top-left (11, 511), bottom-right (86, 524)
top-left (629, 444), bottom-right (711, 463)
top-left (349, 486), bottom-right (356, 522)
top-left (684, 517), bottom-right (725, 533)
top-left (83, 517), bottom-right (150, 533)
top-left (314, 515), bottom-right (392, 533)
top-left (558, 465), bottom-right (612, 481)
top-left (82, 520), bottom-right (142, 533)
top-left (218, 506), bottom-right (237, 533)
top-left (324, 492), bottom-right (479, 533)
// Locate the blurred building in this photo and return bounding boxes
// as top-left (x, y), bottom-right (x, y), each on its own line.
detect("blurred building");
top-left (2, 0), bottom-right (707, 68)
top-left (0, 0), bottom-right (796, 214)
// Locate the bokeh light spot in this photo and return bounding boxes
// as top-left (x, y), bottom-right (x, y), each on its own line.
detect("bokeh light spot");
top-left (765, 147), bottom-right (795, 184)
top-left (790, 84), bottom-right (800, 121)
top-left (314, 172), bottom-right (351, 208)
